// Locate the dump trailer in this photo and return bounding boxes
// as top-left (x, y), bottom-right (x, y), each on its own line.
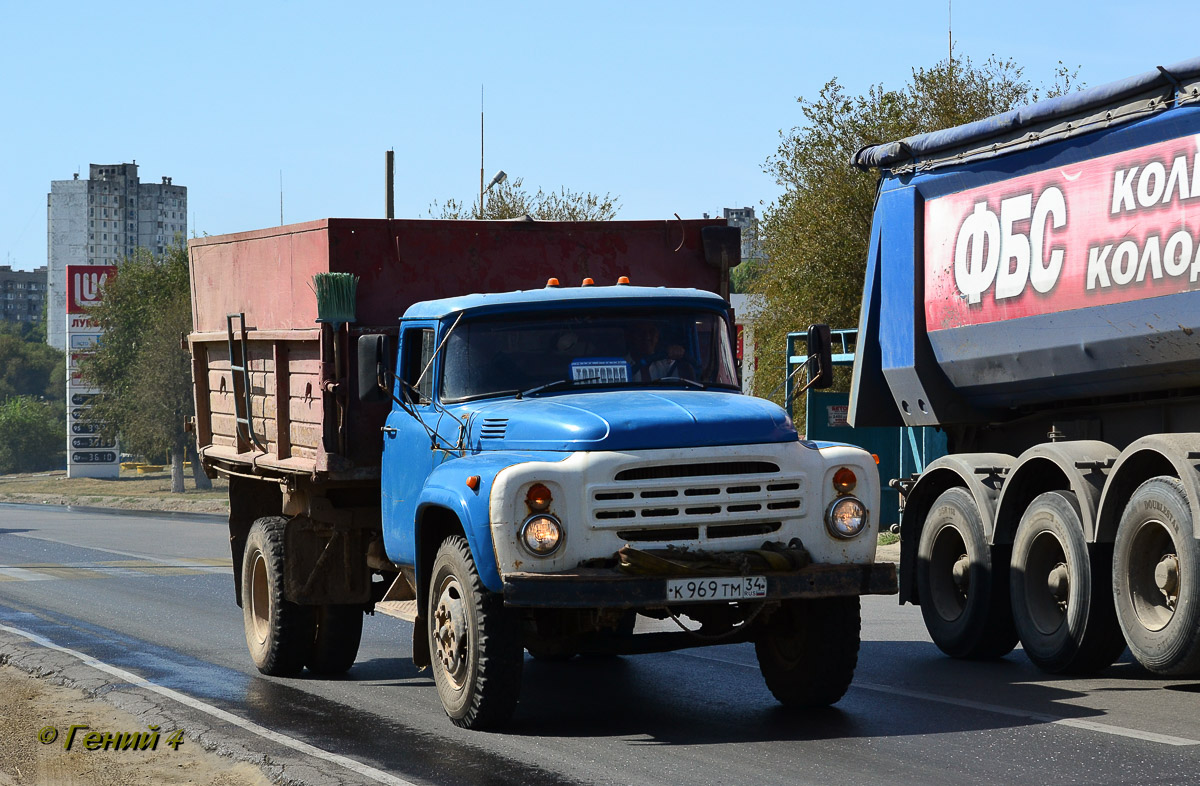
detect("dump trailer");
top-left (188, 217), bottom-right (895, 728)
top-left (850, 57), bottom-right (1200, 676)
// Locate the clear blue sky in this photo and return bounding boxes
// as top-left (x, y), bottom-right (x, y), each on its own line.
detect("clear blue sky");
top-left (2, 1), bottom-right (1196, 271)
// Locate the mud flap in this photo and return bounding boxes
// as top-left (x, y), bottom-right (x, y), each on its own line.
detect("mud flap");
top-left (412, 613), bottom-right (430, 670)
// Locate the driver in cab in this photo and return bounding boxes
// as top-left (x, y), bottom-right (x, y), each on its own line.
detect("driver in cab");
top-left (625, 321), bottom-right (690, 382)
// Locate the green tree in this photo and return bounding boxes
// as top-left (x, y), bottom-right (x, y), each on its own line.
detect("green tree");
top-left (0, 396), bottom-right (63, 474)
top-left (749, 52), bottom-right (1079, 412)
top-left (430, 177), bottom-right (619, 220)
top-left (78, 246), bottom-right (209, 493)
top-left (0, 321), bottom-right (64, 474)
top-left (0, 327), bottom-right (64, 404)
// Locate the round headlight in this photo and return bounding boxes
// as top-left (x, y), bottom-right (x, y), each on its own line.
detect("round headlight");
top-left (521, 514), bottom-right (564, 555)
top-left (826, 496), bottom-right (868, 539)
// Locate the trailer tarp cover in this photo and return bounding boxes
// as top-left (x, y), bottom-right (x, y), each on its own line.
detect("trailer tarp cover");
top-left (852, 56), bottom-right (1200, 171)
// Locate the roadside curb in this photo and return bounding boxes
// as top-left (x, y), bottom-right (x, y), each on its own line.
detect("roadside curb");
top-left (0, 501), bottom-right (226, 523)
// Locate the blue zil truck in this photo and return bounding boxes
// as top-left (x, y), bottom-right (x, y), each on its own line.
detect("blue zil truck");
top-left (850, 57), bottom-right (1200, 676)
top-left (188, 218), bottom-right (895, 728)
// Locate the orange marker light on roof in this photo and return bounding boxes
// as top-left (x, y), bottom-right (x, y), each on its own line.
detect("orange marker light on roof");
top-left (617, 276), bottom-right (631, 285)
top-left (581, 277), bottom-right (595, 286)
top-left (546, 278), bottom-right (561, 288)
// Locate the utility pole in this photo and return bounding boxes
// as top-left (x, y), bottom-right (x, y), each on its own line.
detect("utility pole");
top-left (385, 149), bottom-right (395, 219)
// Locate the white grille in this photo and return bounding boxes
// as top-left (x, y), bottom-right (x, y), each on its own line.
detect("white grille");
top-left (589, 461), bottom-right (806, 542)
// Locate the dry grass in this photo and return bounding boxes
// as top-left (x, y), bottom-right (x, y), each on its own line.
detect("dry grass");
top-left (0, 470), bottom-right (229, 514)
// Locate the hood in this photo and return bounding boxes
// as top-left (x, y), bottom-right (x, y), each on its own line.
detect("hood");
top-left (463, 390), bottom-right (797, 451)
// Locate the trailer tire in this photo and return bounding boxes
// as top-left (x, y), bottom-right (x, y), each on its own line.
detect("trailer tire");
top-left (242, 516), bottom-right (315, 677)
top-left (755, 597), bottom-right (860, 707)
top-left (916, 488), bottom-right (1018, 659)
top-left (1113, 477), bottom-right (1200, 676)
top-left (428, 536), bottom-right (523, 729)
top-left (1010, 491), bottom-right (1125, 674)
top-left (307, 605), bottom-right (364, 675)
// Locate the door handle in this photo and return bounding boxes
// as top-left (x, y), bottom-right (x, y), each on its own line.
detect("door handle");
top-left (381, 426), bottom-right (397, 436)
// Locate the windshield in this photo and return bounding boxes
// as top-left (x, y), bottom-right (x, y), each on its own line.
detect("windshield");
top-left (441, 309), bottom-right (739, 402)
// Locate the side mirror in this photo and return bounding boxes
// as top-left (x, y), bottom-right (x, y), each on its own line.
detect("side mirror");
top-left (357, 334), bottom-right (388, 402)
top-left (806, 324), bottom-right (833, 390)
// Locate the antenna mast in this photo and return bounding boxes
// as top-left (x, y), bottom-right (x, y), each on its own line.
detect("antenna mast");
top-left (479, 85), bottom-right (485, 219)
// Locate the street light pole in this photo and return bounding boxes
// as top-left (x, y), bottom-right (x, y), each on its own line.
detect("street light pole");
top-left (483, 170), bottom-right (507, 215)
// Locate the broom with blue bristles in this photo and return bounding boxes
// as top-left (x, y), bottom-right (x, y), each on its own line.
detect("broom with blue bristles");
top-left (312, 272), bottom-right (359, 454)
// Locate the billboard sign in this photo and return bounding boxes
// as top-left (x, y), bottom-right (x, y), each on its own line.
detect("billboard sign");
top-left (66, 264), bottom-right (119, 479)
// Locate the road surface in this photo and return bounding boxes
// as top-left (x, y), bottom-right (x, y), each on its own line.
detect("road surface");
top-left (1, 503), bottom-right (1198, 785)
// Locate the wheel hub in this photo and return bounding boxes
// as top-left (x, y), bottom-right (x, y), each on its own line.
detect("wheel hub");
top-left (433, 581), bottom-right (468, 687)
top-left (249, 552), bottom-right (270, 644)
top-left (1047, 562), bottom-right (1070, 606)
top-left (1155, 554), bottom-right (1180, 608)
top-left (952, 554), bottom-right (971, 592)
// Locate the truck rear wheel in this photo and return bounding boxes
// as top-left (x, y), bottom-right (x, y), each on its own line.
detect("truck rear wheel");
top-left (242, 516), bottom-right (315, 677)
top-left (307, 605), bottom-right (364, 675)
top-left (1113, 477), bottom-right (1200, 676)
top-left (916, 488), bottom-right (1017, 659)
top-left (755, 597), bottom-right (860, 707)
top-left (1010, 491), bottom-right (1125, 673)
top-left (428, 536), bottom-right (523, 729)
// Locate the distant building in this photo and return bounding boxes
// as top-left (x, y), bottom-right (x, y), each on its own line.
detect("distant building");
top-left (0, 265), bottom-right (47, 325)
top-left (46, 163), bottom-right (187, 349)
top-left (722, 206), bottom-right (763, 263)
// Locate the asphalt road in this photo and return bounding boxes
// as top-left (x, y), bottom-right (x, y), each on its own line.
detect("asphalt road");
top-left (1, 503), bottom-right (1199, 785)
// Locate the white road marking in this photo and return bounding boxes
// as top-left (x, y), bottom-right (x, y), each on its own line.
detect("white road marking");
top-left (0, 567), bottom-right (56, 581)
top-left (681, 650), bottom-right (1200, 747)
top-left (0, 622), bottom-right (420, 786)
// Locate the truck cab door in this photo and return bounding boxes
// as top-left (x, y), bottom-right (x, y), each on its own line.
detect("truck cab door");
top-left (381, 324), bottom-right (438, 566)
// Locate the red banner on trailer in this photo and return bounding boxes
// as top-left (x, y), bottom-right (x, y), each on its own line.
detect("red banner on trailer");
top-left (924, 133), bottom-right (1200, 331)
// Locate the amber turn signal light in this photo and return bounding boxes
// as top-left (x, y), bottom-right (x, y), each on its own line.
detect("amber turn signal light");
top-left (832, 467), bottom-right (857, 494)
top-left (526, 483), bottom-right (552, 511)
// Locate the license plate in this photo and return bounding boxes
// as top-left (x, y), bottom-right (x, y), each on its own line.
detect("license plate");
top-left (665, 576), bottom-right (767, 603)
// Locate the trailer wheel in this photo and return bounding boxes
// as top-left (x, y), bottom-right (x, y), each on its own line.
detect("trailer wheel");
top-left (428, 536), bottom-right (523, 729)
top-left (755, 597), bottom-right (860, 707)
top-left (242, 516), bottom-right (315, 677)
top-left (1113, 477), bottom-right (1200, 676)
top-left (1010, 491), bottom-right (1125, 674)
top-left (307, 605), bottom-right (364, 675)
top-left (916, 488), bottom-right (1017, 659)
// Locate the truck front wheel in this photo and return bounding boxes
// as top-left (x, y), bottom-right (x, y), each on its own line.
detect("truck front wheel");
top-left (755, 596), bottom-right (860, 707)
top-left (1009, 491), bottom-right (1125, 673)
top-left (242, 516), bottom-right (315, 677)
top-left (916, 488), bottom-right (1017, 659)
top-left (1113, 477), bottom-right (1200, 675)
top-left (428, 536), bottom-right (523, 728)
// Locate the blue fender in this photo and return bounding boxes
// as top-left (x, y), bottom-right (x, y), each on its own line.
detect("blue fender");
top-left (414, 451), bottom-right (567, 594)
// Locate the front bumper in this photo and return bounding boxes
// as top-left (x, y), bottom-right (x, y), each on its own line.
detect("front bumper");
top-left (502, 561), bottom-right (897, 608)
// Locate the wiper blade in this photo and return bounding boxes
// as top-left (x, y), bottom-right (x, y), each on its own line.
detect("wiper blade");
top-left (646, 376), bottom-right (706, 390)
top-left (518, 379), bottom-right (577, 399)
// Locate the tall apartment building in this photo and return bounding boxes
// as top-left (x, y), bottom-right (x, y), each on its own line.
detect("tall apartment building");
top-left (0, 265), bottom-right (47, 325)
top-left (46, 163), bottom-right (187, 349)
